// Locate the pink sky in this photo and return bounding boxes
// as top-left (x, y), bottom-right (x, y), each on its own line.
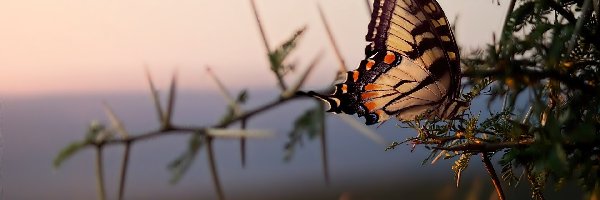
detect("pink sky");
top-left (0, 0), bottom-right (507, 96)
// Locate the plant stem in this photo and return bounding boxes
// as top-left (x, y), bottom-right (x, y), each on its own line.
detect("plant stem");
top-left (250, 0), bottom-right (287, 90)
top-left (250, 0), bottom-right (271, 54)
top-left (319, 102), bottom-right (330, 185)
top-left (317, 4), bottom-right (347, 73)
top-left (96, 94), bottom-right (304, 146)
top-left (163, 72), bottom-right (178, 129)
top-left (95, 145), bottom-right (106, 200)
top-left (118, 142), bottom-right (131, 200)
top-left (567, 0), bottom-right (593, 53)
top-left (499, 0), bottom-right (516, 45)
top-left (207, 137), bottom-right (225, 200)
top-left (482, 153), bottom-right (505, 200)
top-left (240, 119), bottom-right (247, 168)
top-left (145, 67), bottom-right (164, 123)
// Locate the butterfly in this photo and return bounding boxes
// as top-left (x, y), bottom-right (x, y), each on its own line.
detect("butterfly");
top-left (308, 0), bottom-right (468, 125)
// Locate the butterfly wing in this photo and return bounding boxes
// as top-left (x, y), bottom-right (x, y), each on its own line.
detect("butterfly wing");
top-left (311, 0), bottom-right (466, 125)
top-left (366, 0), bottom-right (460, 100)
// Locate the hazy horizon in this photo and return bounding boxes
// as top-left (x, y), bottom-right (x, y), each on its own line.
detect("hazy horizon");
top-left (1, 90), bottom-right (581, 199)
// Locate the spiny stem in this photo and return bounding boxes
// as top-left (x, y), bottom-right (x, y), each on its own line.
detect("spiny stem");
top-left (117, 142), bottom-right (131, 200)
top-left (240, 119), bottom-right (247, 168)
top-left (207, 137), bottom-right (225, 200)
top-left (145, 67), bottom-right (165, 123)
top-left (250, 0), bottom-right (271, 54)
top-left (95, 145), bottom-right (106, 200)
top-left (567, 0), bottom-right (593, 54)
top-left (95, 94), bottom-right (304, 146)
top-left (482, 153), bottom-right (505, 200)
top-left (319, 102), bottom-right (330, 185)
top-left (163, 72), bottom-right (178, 129)
top-left (317, 3), bottom-right (347, 73)
top-left (250, 0), bottom-right (287, 90)
top-left (499, 0), bottom-right (516, 53)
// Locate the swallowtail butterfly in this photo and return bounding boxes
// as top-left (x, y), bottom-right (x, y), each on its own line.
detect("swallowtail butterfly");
top-left (309, 0), bottom-right (468, 125)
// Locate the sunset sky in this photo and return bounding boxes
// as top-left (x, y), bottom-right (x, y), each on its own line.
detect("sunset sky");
top-left (0, 0), bottom-right (507, 96)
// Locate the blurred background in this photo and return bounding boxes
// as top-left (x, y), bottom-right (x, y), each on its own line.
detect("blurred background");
top-left (0, 0), bottom-right (582, 199)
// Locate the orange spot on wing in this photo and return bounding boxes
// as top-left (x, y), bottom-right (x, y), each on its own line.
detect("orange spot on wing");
top-left (384, 52), bottom-right (396, 64)
top-left (364, 101), bottom-right (378, 111)
top-left (365, 60), bottom-right (375, 70)
top-left (352, 71), bottom-right (359, 82)
top-left (341, 84), bottom-right (348, 93)
top-left (364, 83), bottom-right (381, 91)
top-left (361, 91), bottom-right (378, 100)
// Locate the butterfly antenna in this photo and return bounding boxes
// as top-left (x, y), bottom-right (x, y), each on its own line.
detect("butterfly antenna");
top-left (299, 91), bottom-right (341, 113)
top-left (299, 91), bottom-right (326, 99)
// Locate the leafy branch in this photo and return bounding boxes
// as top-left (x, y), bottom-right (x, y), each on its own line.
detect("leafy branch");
top-left (387, 0), bottom-right (600, 199)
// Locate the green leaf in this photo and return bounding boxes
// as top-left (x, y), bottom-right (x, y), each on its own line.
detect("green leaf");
top-left (452, 153), bottom-right (472, 187)
top-left (284, 102), bottom-right (324, 161)
top-left (500, 156), bottom-right (519, 186)
top-left (236, 89), bottom-right (248, 104)
top-left (218, 106), bottom-right (236, 125)
top-left (168, 134), bottom-right (205, 184)
top-left (268, 26), bottom-right (307, 75)
top-left (53, 141), bottom-right (87, 169)
top-left (508, 1), bottom-right (535, 31)
top-left (218, 90), bottom-right (248, 125)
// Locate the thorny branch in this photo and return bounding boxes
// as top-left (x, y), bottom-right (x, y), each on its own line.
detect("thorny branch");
top-left (91, 94), bottom-right (304, 147)
top-left (432, 139), bottom-right (534, 152)
top-left (482, 153), bottom-right (506, 200)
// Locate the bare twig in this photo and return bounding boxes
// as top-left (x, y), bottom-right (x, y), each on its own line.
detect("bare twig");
top-left (206, 66), bottom-right (247, 168)
top-left (250, 0), bottom-right (287, 90)
top-left (567, 0), bottom-right (593, 53)
top-left (163, 71), bottom-right (178, 129)
top-left (145, 67), bottom-right (164, 123)
top-left (206, 137), bottom-right (225, 200)
top-left (95, 145), bottom-right (106, 200)
top-left (317, 3), bottom-right (347, 73)
top-left (241, 119), bottom-right (247, 168)
top-left (463, 68), bottom-right (597, 94)
top-left (206, 67), bottom-right (243, 115)
top-left (522, 105), bottom-right (534, 124)
top-left (92, 93), bottom-right (303, 147)
top-left (117, 142), bottom-right (131, 200)
top-left (318, 102), bottom-right (330, 185)
top-left (546, 0), bottom-right (577, 23)
top-left (482, 153), bottom-right (506, 200)
top-left (499, 0), bottom-right (516, 47)
top-left (433, 139), bottom-right (534, 152)
top-left (103, 102), bottom-right (129, 139)
top-left (250, 0), bottom-right (271, 54)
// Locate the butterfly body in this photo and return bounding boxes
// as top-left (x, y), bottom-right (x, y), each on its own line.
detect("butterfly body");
top-left (310, 0), bottom-right (468, 125)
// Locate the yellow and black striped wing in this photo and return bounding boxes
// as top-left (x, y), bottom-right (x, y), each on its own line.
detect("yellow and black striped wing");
top-left (365, 0), bottom-right (461, 102)
top-left (309, 0), bottom-right (466, 125)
